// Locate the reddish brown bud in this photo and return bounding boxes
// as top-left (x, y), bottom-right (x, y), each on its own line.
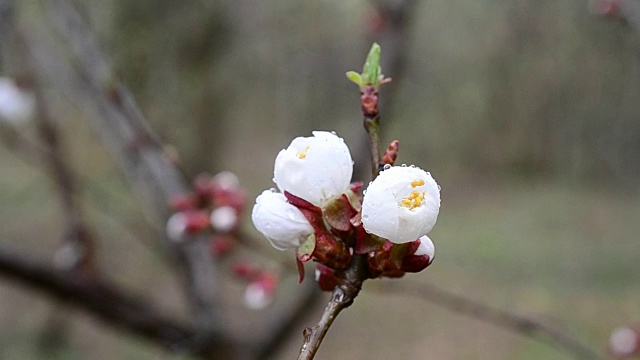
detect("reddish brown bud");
top-left (193, 173), bottom-right (214, 197)
top-left (168, 193), bottom-right (196, 211)
top-left (232, 261), bottom-right (261, 280)
top-left (361, 86), bottom-right (379, 117)
top-left (210, 235), bottom-right (235, 256)
top-left (315, 264), bottom-right (343, 292)
top-left (381, 140), bottom-right (400, 166)
top-left (183, 210), bottom-right (211, 234)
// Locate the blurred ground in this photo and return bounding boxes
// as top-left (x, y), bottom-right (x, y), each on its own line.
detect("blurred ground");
top-left (1, 144), bottom-right (639, 359)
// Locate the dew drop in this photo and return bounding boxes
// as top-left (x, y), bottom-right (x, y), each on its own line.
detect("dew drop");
top-left (401, 164), bottom-right (407, 167)
top-left (382, 164), bottom-right (391, 170)
top-left (437, 185), bottom-right (441, 191)
top-left (272, 178), bottom-right (277, 183)
top-left (426, 172), bottom-right (431, 176)
top-left (363, 190), bottom-right (367, 195)
top-left (330, 131), bottom-right (337, 135)
top-left (269, 188), bottom-right (276, 193)
top-left (409, 164), bottom-right (415, 168)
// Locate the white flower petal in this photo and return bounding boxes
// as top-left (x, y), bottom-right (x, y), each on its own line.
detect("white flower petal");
top-left (414, 235), bottom-right (435, 260)
top-left (251, 190), bottom-right (313, 250)
top-left (210, 206), bottom-right (238, 232)
top-left (361, 166), bottom-right (440, 243)
top-left (273, 131), bottom-right (352, 206)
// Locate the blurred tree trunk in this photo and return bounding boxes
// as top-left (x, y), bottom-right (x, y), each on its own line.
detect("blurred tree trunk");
top-left (113, 0), bottom-right (231, 176)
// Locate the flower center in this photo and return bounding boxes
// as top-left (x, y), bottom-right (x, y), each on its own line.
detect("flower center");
top-left (401, 190), bottom-right (426, 210)
top-left (297, 146), bottom-right (310, 159)
top-left (400, 179), bottom-right (427, 210)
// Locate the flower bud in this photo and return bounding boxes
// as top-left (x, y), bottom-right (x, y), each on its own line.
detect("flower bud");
top-left (251, 190), bottom-right (313, 250)
top-left (361, 165), bottom-right (440, 244)
top-left (166, 210), bottom-right (210, 242)
top-left (244, 273), bottom-right (278, 310)
top-left (210, 206), bottom-right (238, 232)
top-left (212, 171), bottom-right (246, 210)
top-left (401, 235), bottom-right (435, 273)
top-left (609, 326), bottom-right (640, 358)
top-left (273, 131), bottom-right (353, 206)
top-left (0, 77), bottom-right (35, 125)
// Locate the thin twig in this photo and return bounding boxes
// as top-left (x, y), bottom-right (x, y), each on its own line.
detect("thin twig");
top-left (0, 244), bottom-right (218, 355)
top-left (297, 255), bottom-right (369, 360)
top-left (21, 35), bottom-right (97, 273)
top-left (36, 0), bottom-right (222, 344)
top-left (375, 280), bottom-right (606, 360)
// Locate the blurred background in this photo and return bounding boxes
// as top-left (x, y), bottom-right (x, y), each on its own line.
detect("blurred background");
top-left (1, 0), bottom-right (640, 359)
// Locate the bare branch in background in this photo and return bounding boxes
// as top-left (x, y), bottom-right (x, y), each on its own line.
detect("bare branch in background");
top-left (36, 0), bottom-right (222, 345)
top-left (0, 244), bottom-right (219, 356)
top-left (375, 281), bottom-right (606, 360)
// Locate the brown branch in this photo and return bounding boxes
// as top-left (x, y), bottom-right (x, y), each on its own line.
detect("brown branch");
top-left (353, 0), bottom-right (418, 182)
top-left (297, 255), bottom-right (369, 360)
top-left (375, 280), bottom-right (606, 360)
top-left (0, 244), bottom-right (217, 355)
top-left (33, 0), bottom-right (222, 342)
top-left (24, 42), bottom-right (97, 273)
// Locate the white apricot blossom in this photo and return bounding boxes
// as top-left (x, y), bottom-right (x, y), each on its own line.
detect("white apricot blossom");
top-left (415, 235), bottom-right (435, 263)
top-left (0, 77), bottom-right (35, 124)
top-left (251, 190), bottom-right (313, 250)
top-left (361, 166), bottom-right (440, 244)
top-left (273, 131), bottom-right (353, 206)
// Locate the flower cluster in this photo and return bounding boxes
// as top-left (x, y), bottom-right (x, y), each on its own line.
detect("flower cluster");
top-left (252, 131), bottom-right (440, 287)
top-left (166, 171), bottom-right (246, 255)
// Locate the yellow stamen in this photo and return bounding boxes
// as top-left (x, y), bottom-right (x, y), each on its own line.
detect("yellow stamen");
top-left (411, 179), bottom-right (425, 188)
top-left (400, 190), bottom-right (427, 210)
top-left (297, 146), bottom-right (310, 159)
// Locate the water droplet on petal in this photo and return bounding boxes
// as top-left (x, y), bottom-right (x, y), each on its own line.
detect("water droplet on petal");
top-left (426, 172), bottom-right (431, 176)
top-left (401, 164), bottom-right (407, 167)
top-left (383, 164), bottom-right (391, 170)
top-left (437, 185), bottom-right (441, 191)
top-left (409, 164), bottom-right (416, 168)
top-left (330, 131), bottom-right (337, 135)
top-left (363, 190), bottom-right (367, 195)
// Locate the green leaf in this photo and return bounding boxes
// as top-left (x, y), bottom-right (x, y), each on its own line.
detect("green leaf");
top-left (346, 71), bottom-right (362, 86)
top-left (363, 43), bottom-right (381, 85)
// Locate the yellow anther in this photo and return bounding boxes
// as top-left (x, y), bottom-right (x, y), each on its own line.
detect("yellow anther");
top-left (411, 179), bottom-right (425, 188)
top-left (400, 190), bottom-right (427, 210)
top-left (297, 146), bottom-right (310, 159)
